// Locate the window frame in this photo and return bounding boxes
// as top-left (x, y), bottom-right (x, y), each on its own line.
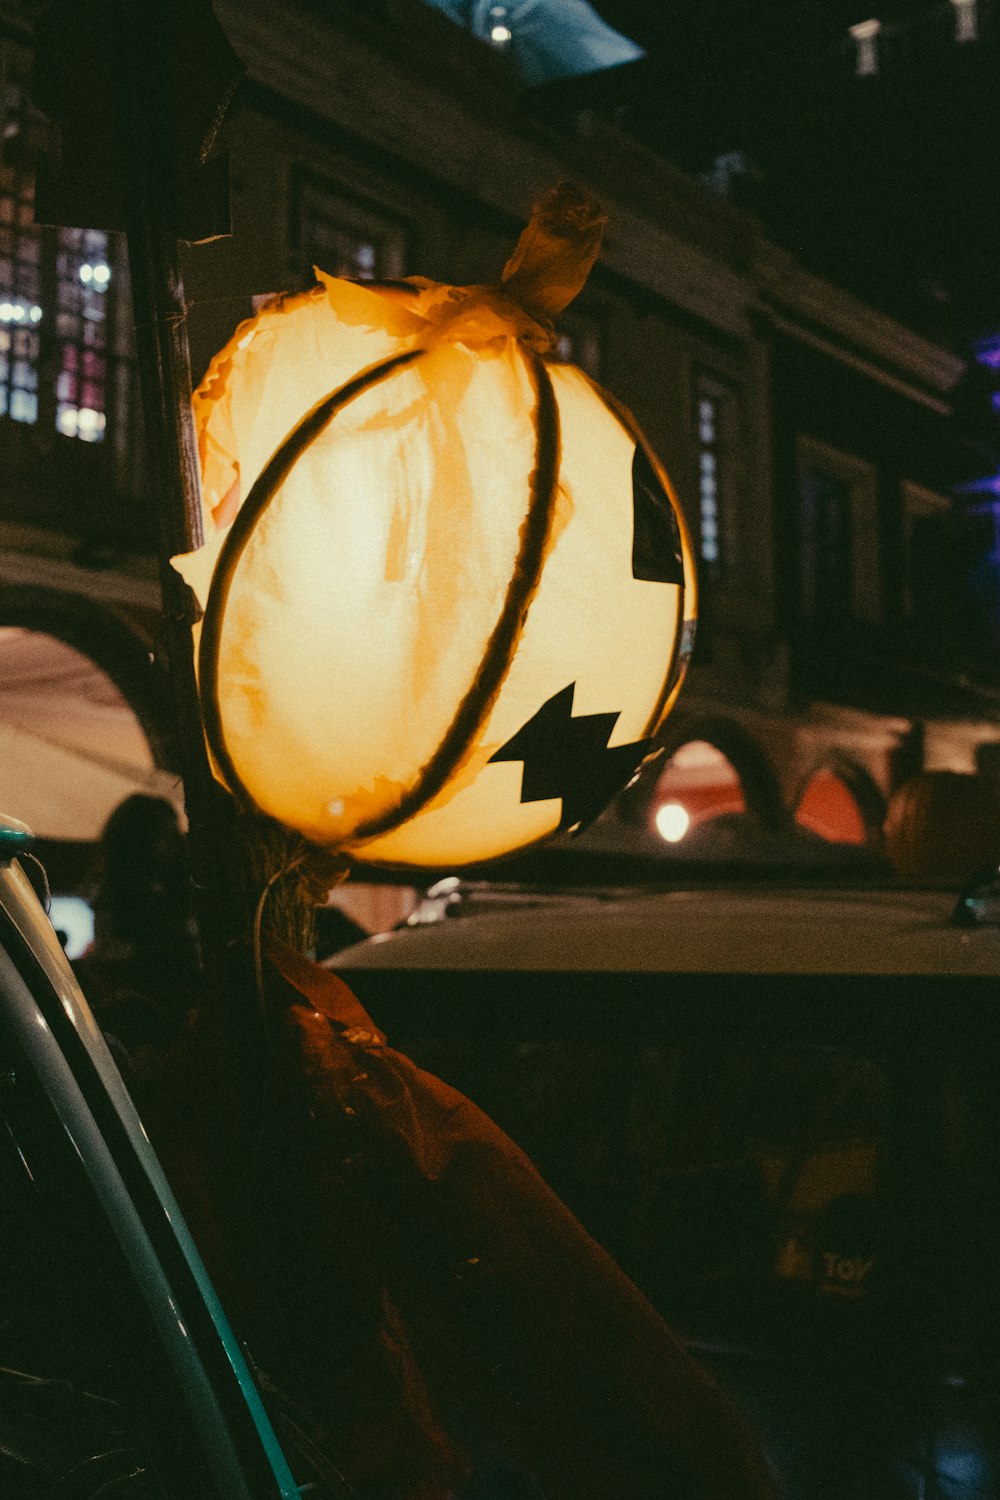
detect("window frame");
top-left (552, 304), bottom-right (606, 380)
top-left (288, 169), bottom-right (410, 288)
top-left (797, 435), bottom-right (880, 623)
top-left (0, 154), bottom-right (122, 449)
top-left (901, 480), bottom-right (952, 621)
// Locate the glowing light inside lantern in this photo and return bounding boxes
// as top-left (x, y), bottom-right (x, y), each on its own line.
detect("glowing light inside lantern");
top-left (176, 217), bottom-right (697, 869)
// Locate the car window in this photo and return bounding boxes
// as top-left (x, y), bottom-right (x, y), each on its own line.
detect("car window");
top-left (409, 1028), bottom-right (888, 1336)
top-left (502, 1037), bottom-right (898, 1341)
top-left (0, 1011), bottom-right (207, 1498)
top-left (350, 968), bottom-right (987, 1356)
top-left (346, 964), bottom-right (999, 1497)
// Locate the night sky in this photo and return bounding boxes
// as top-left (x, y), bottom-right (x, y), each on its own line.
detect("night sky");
top-left (535, 1), bottom-right (1000, 340)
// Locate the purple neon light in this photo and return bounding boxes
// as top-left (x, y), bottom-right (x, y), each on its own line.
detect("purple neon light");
top-left (974, 335), bottom-right (1000, 370)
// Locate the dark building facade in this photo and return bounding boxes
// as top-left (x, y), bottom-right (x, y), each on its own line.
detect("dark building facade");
top-left (0, 0), bottom-right (998, 889)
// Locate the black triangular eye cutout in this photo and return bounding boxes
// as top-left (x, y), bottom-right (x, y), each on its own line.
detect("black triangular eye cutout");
top-left (631, 444), bottom-right (684, 585)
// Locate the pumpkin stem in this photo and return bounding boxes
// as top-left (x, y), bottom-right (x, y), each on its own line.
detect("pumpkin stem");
top-left (500, 182), bottom-right (607, 320)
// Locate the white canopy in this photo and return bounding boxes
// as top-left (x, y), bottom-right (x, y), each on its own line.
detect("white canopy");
top-left (0, 627), bottom-right (184, 842)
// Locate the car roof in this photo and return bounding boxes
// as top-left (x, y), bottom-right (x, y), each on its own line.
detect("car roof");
top-left (330, 885), bottom-right (1000, 977)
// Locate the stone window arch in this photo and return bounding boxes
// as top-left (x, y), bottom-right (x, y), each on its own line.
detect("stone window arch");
top-left (0, 587), bottom-right (178, 849)
top-left (620, 714), bottom-right (785, 847)
top-left (793, 757), bottom-right (885, 847)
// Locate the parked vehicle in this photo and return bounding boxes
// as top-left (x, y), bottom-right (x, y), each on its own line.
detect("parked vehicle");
top-left (331, 874), bottom-right (1000, 1500)
top-left (0, 813), bottom-right (320, 1498)
top-left (10, 780), bottom-right (1000, 1499)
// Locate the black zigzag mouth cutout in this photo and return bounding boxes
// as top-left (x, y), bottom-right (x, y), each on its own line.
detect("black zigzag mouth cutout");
top-left (489, 682), bottom-right (651, 831)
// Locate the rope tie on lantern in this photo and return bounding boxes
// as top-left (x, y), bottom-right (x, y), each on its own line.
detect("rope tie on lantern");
top-left (251, 839), bottom-right (351, 1036)
top-left (196, 183), bottom-right (607, 848)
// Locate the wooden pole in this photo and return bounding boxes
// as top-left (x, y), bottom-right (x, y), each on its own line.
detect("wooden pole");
top-left (33, 0), bottom-right (321, 1072)
top-left (108, 1), bottom-right (268, 1092)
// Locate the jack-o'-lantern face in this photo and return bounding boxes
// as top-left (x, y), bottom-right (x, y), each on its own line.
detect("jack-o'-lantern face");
top-left (174, 271), bottom-right (695, 869)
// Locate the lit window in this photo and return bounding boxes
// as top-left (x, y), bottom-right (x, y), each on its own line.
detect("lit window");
top-left (291, 174), bottom-right (407, 287)
top-left (551, 309), bottom-right (604, 377)
top-left (0, 163), bottom-right (41, 425)
top-left (694, 376), bottom-right (737, 575)
top-left (78, 261), bottom-right (111, 288)
top-left (700, 448), bottom-right (719, 561)
top-left (55, 227), bottom-right (110, 443)
top-left (352, 242), bottom-right (377, 279)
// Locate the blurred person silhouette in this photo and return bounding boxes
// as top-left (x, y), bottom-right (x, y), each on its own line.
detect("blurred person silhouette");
top-left (73, 793), bottom-right (201, 1080)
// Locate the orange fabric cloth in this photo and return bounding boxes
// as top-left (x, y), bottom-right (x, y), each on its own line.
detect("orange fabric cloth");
top-left (261, 941), bottom-right (781, 1500)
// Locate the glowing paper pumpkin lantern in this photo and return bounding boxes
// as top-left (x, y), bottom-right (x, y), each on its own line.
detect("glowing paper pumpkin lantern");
top-left (883, 770), bottom-right (1000, 881)
top-left (174, 187), bottom-right (696, 868)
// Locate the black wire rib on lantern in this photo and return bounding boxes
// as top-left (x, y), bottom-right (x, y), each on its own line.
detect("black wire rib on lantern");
top-left (197, 343), bottom-right (563, 847)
